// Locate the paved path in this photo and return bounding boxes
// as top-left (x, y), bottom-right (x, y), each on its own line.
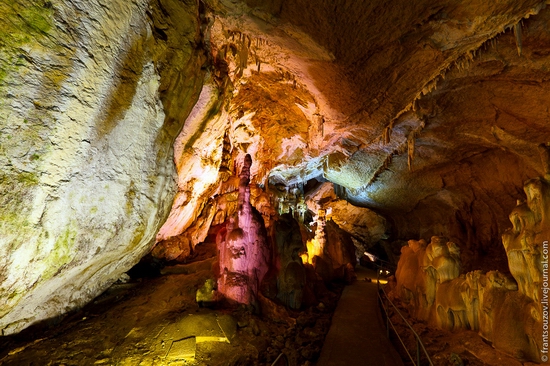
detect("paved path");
top-left (317, 267), bottom-right (404, 366)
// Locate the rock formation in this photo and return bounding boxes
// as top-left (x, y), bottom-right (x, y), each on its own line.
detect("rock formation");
top-left (274, 213), bottom-right (307, 309)
top-left (217, 154), bottom-right (271, 305)
top-left (395, 235), bottom-right (542, 360)
top-left (299, 209), bottom-right (356, 282)
top-left (394, 154), bottom-right (550, 361)
top-left (2, 4), bottom-right (550, 363)
top-left (305, 182), bottom-right (387, 252)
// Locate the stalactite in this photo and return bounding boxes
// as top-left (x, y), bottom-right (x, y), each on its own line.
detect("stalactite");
top-left (383, 126), bottom-right (391, 144)
top-left (514, 22), bottom-right (523, 56)
top-left (236, 37), bottom-right (249, 77)
top-left (412, 99), bottom-right (419, 112)
top-left (219, 130), bottom-right (233, 177)
top-left (397, 142), bottom-right (407, 155)
top-left (407, 135), bottom-right (415, 172)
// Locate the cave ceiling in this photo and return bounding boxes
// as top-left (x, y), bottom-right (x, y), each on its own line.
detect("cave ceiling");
top-left (194, 0), bottom-right (550, 257)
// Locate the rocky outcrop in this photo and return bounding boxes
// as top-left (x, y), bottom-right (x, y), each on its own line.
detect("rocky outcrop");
top-left (0, 0), bottom-right (205, 334)
top-left (502, 145), bottom-right (550, 304)
top-left (394, 236), bottom-right (541, 361)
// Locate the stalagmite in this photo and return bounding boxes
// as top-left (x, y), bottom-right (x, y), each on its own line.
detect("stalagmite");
top-left (394, 162), bottom-right (550, 362)
top-left (274, 214), bottom-right (306, 309)
top-left (217, 155), bottom-right (270, 306)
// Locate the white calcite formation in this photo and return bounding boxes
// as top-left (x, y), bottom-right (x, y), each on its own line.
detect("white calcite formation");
top-left (0, 0), bottom-right (203, 334)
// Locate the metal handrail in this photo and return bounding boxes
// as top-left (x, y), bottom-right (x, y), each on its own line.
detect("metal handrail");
top-left (376, 258), bottom-right (397, 271)
top-left (271, 352), bottom-right (288, 366)
top-left (377, 273), bottom-right (434, 366)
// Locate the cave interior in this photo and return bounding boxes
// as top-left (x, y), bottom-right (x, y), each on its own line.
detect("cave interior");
top-left (1, 0), bottom-right (550, 365)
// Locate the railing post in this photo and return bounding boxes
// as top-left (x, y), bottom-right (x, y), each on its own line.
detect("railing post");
top-left (385, 297), bottom-right (390, 338)
top-left (416, 337), bottom-right (420, 366)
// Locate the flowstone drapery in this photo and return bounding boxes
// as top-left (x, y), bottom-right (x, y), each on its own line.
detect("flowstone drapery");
top-left (394, 146), bottom-right (550, 362)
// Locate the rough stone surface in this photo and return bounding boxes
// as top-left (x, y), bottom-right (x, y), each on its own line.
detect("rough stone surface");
top-left (0, 0), bottom-right (204, 334)
top-left (217, 155), bottom-right (271, 305)
top-left (274, 213), bottom-right (306, 309)
top-left (167, 337), bottom-right (196, 361)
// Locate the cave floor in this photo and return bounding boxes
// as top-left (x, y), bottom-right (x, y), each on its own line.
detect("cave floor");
top-left (0, 259), bottom-right (231, 366)
top-left (317, 266), bottom-right (540, 366)
top-left (384, 287), bottom-right (540, 366)
top-left (0, 250), bottom-right (340, 366)
top-left (0, 259), bottom-right (541, 366)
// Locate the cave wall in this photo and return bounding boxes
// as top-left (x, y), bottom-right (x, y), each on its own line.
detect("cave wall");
top-left (335, 6), bottom-right (550, 271)
top-left (0, 0), bottom-right (205, 334)
top-left (247, 0), bottom-right (547, 126)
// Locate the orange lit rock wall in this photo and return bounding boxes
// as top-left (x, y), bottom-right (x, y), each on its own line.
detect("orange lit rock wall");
top-left (394, 164), bottom-right (550, 361)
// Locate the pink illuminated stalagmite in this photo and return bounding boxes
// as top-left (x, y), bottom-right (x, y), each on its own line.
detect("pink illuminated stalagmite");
top-left (217, 154), bottom-right (271, 304)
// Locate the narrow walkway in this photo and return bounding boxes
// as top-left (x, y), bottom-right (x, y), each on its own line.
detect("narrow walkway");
top-left (317, 267), bottom-right (404, 366)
